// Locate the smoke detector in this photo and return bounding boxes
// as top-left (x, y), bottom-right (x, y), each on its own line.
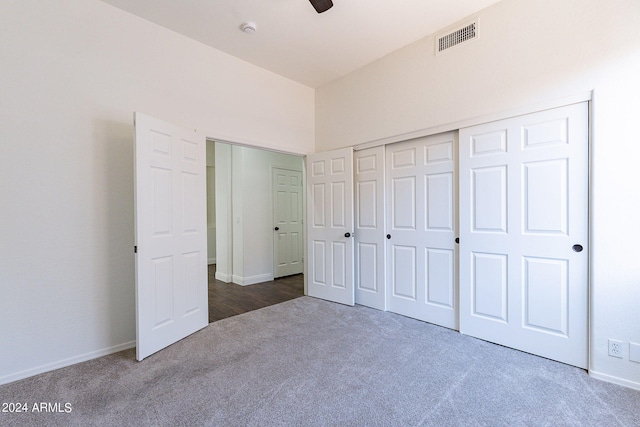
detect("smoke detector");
top-left (241, 22), bottom-right (257, 34)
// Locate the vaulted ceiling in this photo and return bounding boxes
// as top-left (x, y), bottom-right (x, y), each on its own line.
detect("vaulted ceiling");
top-left (100, 0), bottom-right (502, 88)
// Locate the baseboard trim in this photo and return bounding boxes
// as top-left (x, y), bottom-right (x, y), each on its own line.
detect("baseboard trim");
top-left (589, 369), bottom-right (640, 391)
top-left (215, 271), bottom-right (232, 282)
top-left (232, 273), bottom-right (274, 286)
top-left (0, 340), bottom-right (136, 386)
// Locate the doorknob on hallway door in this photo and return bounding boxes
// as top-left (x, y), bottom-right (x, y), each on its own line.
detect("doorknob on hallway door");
top-left (344, 232), bottom-right (352, 238)
top-left (274, 227), bottom-right (279, 231)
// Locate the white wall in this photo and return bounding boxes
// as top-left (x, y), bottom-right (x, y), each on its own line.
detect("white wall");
top-left (206, 141), bottom-right (216, 264)
top-left (316, 0), bottom-right (640, 388)
top-left (215, 143), bottom-right (233, 283)
top-left (0, 0), bottom-right (314, 384)
top-left (215, 144), bottom-right (303, 285)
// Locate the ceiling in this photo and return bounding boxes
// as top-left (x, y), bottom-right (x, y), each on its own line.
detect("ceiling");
top-left (99, 0), bottom-right (502, 88)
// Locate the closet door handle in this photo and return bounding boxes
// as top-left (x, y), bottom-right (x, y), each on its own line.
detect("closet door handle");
top-left (455, 237), bottom-right (459, 244)
top-left (274, 227), bottom-right (279, 231)
top-left (572, 244), bottom-right (583, 252)
top-left (386, 234), bottom-right (391, 239)
top-left (344, 232), bottom-right (351, 238)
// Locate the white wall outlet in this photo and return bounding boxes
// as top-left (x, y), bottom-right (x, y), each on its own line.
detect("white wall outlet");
top-left (608, 339), bottom-right (624, 358)
top-left (630, 342), bottom-right (640, 363)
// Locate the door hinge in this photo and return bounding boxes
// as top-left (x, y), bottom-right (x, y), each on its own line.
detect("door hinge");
top-left (134, 245), bottom-right (137, 253)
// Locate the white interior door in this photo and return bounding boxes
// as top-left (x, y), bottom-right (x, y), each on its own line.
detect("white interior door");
top-left (458, 102), bottom-right (588, 368)
top-left (354, 146), bottom-right (386, 310)
top-left (385, 133), bottom-right (458, 329)
top-left (273, 167), bottom-right (303, 278)
top-left (134, 112), bottom-right (208, 361)
top-left (306, 147), bottom-right (355, 306)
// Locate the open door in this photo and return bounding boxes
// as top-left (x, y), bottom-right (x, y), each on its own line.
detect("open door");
top-left (306, 147), bottom-right (355, 306)
top-left (134, 113), bottom-right (208, 361)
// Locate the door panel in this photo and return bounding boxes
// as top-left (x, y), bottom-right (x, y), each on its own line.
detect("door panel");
top-left (385, 132), bottom-right (458, 329)
top-left (273, 168), bottom-right (303, 278)
top-left (134, 113), bottom-right (208, 361)
top-left (459, 102), bottom-right (588, 368)
top-left (306, 148), bottom-right (354, 305)
top-left (354, 146), bottom-right (386, 310)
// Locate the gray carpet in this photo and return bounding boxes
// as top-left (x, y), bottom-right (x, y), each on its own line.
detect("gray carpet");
top-left (1, 297), bottom-right (639, 427)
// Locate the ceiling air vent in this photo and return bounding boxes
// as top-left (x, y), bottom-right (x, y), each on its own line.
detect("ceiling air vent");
top-left (435, 19), bottom-right (478, 55)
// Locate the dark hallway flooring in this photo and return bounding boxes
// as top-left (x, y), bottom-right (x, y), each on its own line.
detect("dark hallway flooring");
top-left (208, 264), bottom-right (304, 323)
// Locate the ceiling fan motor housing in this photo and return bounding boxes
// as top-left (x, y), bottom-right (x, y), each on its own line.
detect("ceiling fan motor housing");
top-left (310, 0), bottom-right (333, 13)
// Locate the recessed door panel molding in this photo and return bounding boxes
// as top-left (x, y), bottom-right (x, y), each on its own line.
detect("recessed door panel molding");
top-left (307, 148), bottom-right (354, 306)
top-left (357, 180), bottom-right (377, 229)
top-left (471, 130), bottom-right (507, 157)
top-left (392, 147), bottom-right (416, 169)
top-left (354, 146), bottom-right (386, 310)
top-left (392, 245), bottom-right (417, 300)
top-left (425, 172), bottom-right (453, 231)
top-left (152, 167), bottom-right (172, 236)
top-left (357, 243), bottom-right (377, 292)
top-left (135, 112), bottom-right (208, 361)
top-left (312, 240), bottom-right (326, 285)
top-left (459, 102), bottom-right (588, 369)
top-left (425, 141), bottom-right (454, 164)
top-left (523, 159), bottom-right (568, 235)
top-left (523, 256), bottom-right (568, 336)
top-left (331, 181), bottom-right (346, 228)
top-left (182, 172), bottom-right (199, 234)
top-left (312, 183), bottom-right (326, 227)
top-left (182, 251), bottom-right (201, 315)
top-left (392, 176), bottom-right (416, 230)
top-left (332, 241), bottom-right (347, 288)
top-left (357, 154), bottom-right (377, 173)
top-left (386, 132), bottom-right (458, 329)
top-left (471, 166), bottom-right (507, 233)
top-left (471, 252), bottom-right (508, 322)
top-left (522, 118), bottom-right (568, 149)
top-left (151, 256), bottom-right (174, 328)
top-left (425, 248), bottom-right (454, 308)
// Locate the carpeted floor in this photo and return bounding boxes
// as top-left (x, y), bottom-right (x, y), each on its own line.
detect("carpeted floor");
top-left (1, 297), bottom-right (639, 426)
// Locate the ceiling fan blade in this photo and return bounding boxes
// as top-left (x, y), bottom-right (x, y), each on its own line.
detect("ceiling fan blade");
top-left (309, 0), bottom-right (333, 13)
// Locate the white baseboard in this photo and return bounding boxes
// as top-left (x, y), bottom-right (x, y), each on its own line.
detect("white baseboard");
top-left (232, 273), bottom-right (274, 286)
top-left (589, 369), bottom-right (640, 391)
top-left (215, 271), bottom-right (232, 282)
top-left (207, 257), bottom-right (216, 265)
top-left (0, 340), bottom-right (136, 386)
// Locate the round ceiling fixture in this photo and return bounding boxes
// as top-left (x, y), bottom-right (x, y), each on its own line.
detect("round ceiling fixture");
top-left (241, 22), bottom-right (257, 34)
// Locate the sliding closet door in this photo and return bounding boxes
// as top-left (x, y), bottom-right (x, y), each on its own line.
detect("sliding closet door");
top-left (306, 148), bottom-right (355, 306)
top-left (354, 147), bottom-right (386, 310)
top-left (458, 102), bottom-right (588, 368)
top-left (385, 133), bottom-right (458, 329)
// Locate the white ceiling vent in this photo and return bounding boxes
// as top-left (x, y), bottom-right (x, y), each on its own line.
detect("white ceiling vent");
top-left (435, 19), bottom-right (478, 55)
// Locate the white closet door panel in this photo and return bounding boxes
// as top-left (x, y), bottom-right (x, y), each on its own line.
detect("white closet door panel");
top-left (385, 132), bottom-right (457, 329)
top-left (459, 102), bottom-right (588, 368)
top-left (354, 147), bottom-right (386, 310)
top-left (306, 148), bottom-right (354, 306)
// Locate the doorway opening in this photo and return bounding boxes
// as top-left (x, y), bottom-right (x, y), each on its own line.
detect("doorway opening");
top-left (206, 141), bottom-right (305, 322)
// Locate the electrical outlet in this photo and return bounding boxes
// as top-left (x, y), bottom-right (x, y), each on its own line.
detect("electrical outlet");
top-left (608, 339), bottom-right (624, 358)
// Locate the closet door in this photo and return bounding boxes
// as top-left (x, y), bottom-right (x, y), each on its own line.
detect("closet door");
top-left (306, 148), bottom-right (355, 306)
top-left (459, 102), bottom-right (588, 368)
top-left (354, 147), bottom-right (386, 310)
top-left (385, 133), bottom-right (458, 329)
